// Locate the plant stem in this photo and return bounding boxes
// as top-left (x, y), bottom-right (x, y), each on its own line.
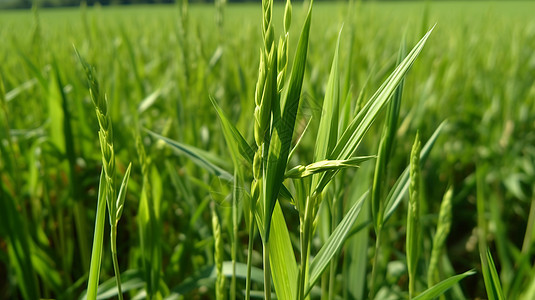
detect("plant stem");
top-left (111, 225), bottom-right (123, 300)
top-left (245, 210), bottom-right (255, 300)
top-left (369, 228), bottom-right (382, 300)
top-left (328, 196), bottom-right (338, 300)
top-left (231, 170), bottom-right (238, 300)
top-left (522, 195), bottom-right (535, 254)
top-left (87, 175), bottom-right (107, 300)
top-left (263, 239), bottom-right (271, 300)
top-left (297, 194), bottom-right (314, 300)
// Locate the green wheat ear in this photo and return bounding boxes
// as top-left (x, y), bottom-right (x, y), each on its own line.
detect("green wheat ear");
top-left (407, 132), bottom-right (422, 299)
top-left (211, 202), bottom-right (226, 300)
top-left (428, 187), bottom-right (453, 287)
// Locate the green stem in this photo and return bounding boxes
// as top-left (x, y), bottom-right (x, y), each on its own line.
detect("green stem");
top-left (263, 239), bottom-right (271, 300)
top-left (369, 228), bottom-right (382, 300)
top-left (328, 261), bottom-right (336, 300)
top-left (522, 195), bottom-right (535, 254)
top-left (297, 194), bottom-right (314, 300)
top-left (73, 202), bottom-right (90, 273)
top-left (321, 272), bottom-right (328, 300)
top-left (231, 170), bottom-right (238, 300)
top-left (111, 225), bottom-right (123, 300)
top-left (86, 179), bottom-right (107, 300)
top-left (245, 210), bottom-right (255, 300)
top-left (328, 197), bottom-right (338, 300)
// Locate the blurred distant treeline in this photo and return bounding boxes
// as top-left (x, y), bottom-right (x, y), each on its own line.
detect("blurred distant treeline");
top-left (1, 0), bottom-right (176, 9)
top-left (0, 0), bottom-right (439, 10)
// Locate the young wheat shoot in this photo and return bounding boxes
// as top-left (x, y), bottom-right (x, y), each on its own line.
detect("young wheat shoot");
top-left (77, 50), bottom-right (132, 300)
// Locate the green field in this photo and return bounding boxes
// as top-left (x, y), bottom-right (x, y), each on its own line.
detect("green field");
top-left (1, 1), bottom-right (535, 299)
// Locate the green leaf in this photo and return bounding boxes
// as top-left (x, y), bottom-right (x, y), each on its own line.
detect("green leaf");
top-left (520, 271), bottom-right (535, 300)
top-left (47, 63), bottom-right (66, 154)
top-left (313, 26), bottom-right (342, 163)
top-left (81, 269), bottom-right (145, 300)
top-left (268, 202), bottom-right (299, 300)
top-left (138, 85), bottom-right (169, 114)
top-left (481, 248), bottom-right (506, 300)
top-left (87, 169), bottom-right (109, 300)
top-left (169, 262), bottom-right (264, 296)
top-left (0, 184), bottom-right (39, 300)
top-left (371, 37), bottom-right (406, 233)
top-left (331, 26), bottom-right (434, 161)
top-left (306, 191), bottom-right (367, 295)
top-left (5, 78), bottom-right (38, 102)
top-left (285, 156), bottom-right (374, 178)
top-left (16, 49), bottom-right (48, 92)
top-left (253, 199), bottom-right (298, 300)
top-left (115, 162), bottom-right (132, 222)
top-left (145, 129), bottom-right (233, 181)
top-left (412, 270), bottom-right (475, 300)
top-left (288, 117), bottom-right (312, 161)
top-left (209, 95), bottom-right (256, 169)
top-left (314, 26), bottom-right (435, 196)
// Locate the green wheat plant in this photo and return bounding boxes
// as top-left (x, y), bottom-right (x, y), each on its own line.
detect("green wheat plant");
top-left (76, 50), bottom-right (132, 300)
top-left (209, 2), bottom-right (451, 298)
top-left (3, 1), bottom-right (535, 299)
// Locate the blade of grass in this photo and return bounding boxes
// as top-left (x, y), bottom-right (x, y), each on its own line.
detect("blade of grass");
top-left (145, 129), bottom-right (233, 181)
top-left (306, 191), bottom-right (368, 295)
top-left (314, 26), bottom-right (435, 195)
top-left (0, 184), bottom-right (39, 300)
top-left (480, 248), bottom-right (506, 300)
top-left (253, 200), bottom-right (299, 300)
top-left (413, 270), bottom-right (475, 300)
top-left (87, 170), bottom-right (108, 300)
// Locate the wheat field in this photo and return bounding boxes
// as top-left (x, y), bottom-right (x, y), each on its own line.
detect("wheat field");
top-left (1, 1), bottom-right (534, 299)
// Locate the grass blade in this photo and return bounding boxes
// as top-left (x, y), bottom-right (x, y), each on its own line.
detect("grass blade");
top-left (209, 95), bottom-right (256, 170)
top-left (307, 191), bottom-right (368, 295)
top-left (371, 37), bottom-right (406, 233)
top-left (413, 270), bottom-right (475, 300)
top-left (314, 26), bottom-right (435, 195)
top-left (146, 129), bottom-right (233, 181)
top-left (253, 200), bottom-right (299, 300)
top-left (87, 170), bottom-right (108, 300)
top-left (0, 185), bottom-right (39, 300)
top-left (331, 26), bottom-right (434, 161)
top-left (481, 248), bottom-right (506, 300)
top-left (313, 26), bottom-right (342, 164)
top-left (268, 202), bottom-right (299, 300)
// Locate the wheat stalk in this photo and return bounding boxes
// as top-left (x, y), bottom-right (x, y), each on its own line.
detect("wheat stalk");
top-left (407, 132), bottom-right (422, 299)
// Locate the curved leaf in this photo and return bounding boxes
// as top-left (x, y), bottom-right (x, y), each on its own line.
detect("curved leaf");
top-left (413, 270), bottom-right (475, 300)
top-left (307, 191), bottom-right (368, 295)
top-left (145, 129), bottom-right (233, 181)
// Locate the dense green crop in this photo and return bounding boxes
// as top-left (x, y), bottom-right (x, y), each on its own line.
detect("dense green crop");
top-left (1, 1), bottom-right (534, 299)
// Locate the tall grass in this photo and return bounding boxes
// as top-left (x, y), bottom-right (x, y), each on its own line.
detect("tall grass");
top-left (0, 1), bottom-right (534, 299)
top-left (77, 50), bottom-right (132, 300)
